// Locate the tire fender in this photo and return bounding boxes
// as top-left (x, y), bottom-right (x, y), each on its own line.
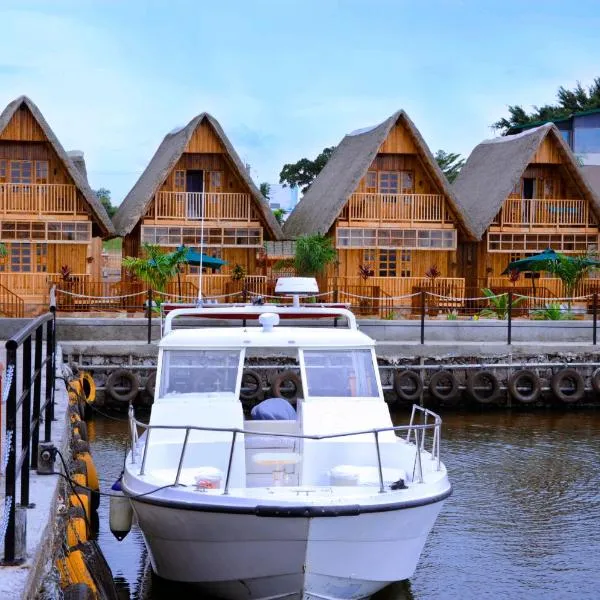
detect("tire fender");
top-left (551, 368), bottom-right (585, 404)
top-left (467, 370), bottom-right (501, 404)
top-left (240, 369), bottom-right (264, 402)
top-left (270, 371), bottom-right (302, 403)
top-left (428, 371), bottom-right (460, 404)
top-left (393, 370), bottom-right (423, 403)
top-left (105, 369), bottom-right (139, 403)
top-left (508, 369), bottom-right (541, 404)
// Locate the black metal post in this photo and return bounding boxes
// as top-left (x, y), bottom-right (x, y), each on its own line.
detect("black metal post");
top-left (4, 343), bottom-right (18, 563)
top-left (31, 325), bottom-right (43, 470)
top-left (45, 308), bottom-right (56, 431)
top-left (593, 293), bottom-right (598, 346)
top-left (420, 291), bottom-right (426, 345)
top-left (507, 291), bottom-right (513, 345)
top-left (147, 289), bottom-right (152, 345)
top-left (20, 337), bottom-right (32, 508)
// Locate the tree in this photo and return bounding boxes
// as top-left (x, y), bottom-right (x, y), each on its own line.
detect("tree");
top-left (259, 182), bottom-right (270, 200)
top-left (434, 150), bottom-right (465, 183)
top-left (95, 188), bottom-right (117, 218)
top-left (493, 77), bottom-right (600, 134)
top-left (122, 243), bottom-right (188, 295)
top-left (273, 208), bottom-right (287, 225)
top-left (279, 147), bottom-right (336, 193)
top-left (293, 234), bottom-right (337, 277)
top-left (547, 254), bottom-right (596, 309)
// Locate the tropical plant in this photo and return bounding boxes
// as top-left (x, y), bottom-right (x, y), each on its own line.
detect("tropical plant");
top-left (60, 265), bottom-right (72, 282)
top-left (122, 243), bottom-right (187, 294)
top-left (531, 303), bottom-right (573, 320)
top-left (358, 264), bottom-right (374, 280)
top-left (0, 243), bottom-right (7, 259)
top-left (546, 254), bottom-right (595, 308)
top-left (272, 208), bottom-right (287, 225)
top-left (446, 309), bottom-right (458, 320)
top-left (508, 269), bottom-right (520, 285)
top-left (293, 233), bottom-right (337, 277)
top-left (425, 265), bottom-right (441, 283)
top-left (434, 150), bottom-right (465, 183)
top-left (231, 264), bottom-right (247, 281)
top-left (479, 288), bottom-right (525, 320)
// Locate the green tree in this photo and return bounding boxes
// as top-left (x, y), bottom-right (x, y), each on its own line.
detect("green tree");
top-left (434, 150), bottom-right (465, 183)
top-left (493, 78), bottom-right (600, 134)
top-left (547, 254), bottom-right (596, 308)
top-left (273, 208), bottom-right (287, 225)
top-left (95, 188), bottom-right (117, 218)
top-left (293, 234), bottom-right (337, 277)
top-left (279, 147), bottom-right (336, 193)
top-left (259, 182), bottom-right (271, 200)
top-left (122, 243), bottom-right (188, 295)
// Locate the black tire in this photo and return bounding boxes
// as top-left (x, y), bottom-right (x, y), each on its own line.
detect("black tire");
top-left (145, 373), bottom-right (156, 398)
top-left (591, 368), bottom-right (600, 394)
top-left (240, 369), bottom-right (264, 402)
top-left (428, 371), bottom-right (460, 404)
top-left (270, 371), bottom-right (302, 403)
top-left (508, 370), bottom-right (541, 404)
top-left (393, 370), bottom-right (423, 403)
top-left (467, 371), bottom-right (501, 404)
top-left (551, 368), bottom-right (585, 404)
top-left (105, 369), bottom-right (139, 403)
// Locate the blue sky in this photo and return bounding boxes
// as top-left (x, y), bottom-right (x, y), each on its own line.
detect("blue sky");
top-left (1, 0), bottom-right (599, 206)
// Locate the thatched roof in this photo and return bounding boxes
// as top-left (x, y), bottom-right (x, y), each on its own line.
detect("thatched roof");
top-left (452, 124), bottom-right (600, 239)
top-left (283, 110), bottom-right (476, 239)
top-left (113, 113), bottom-right (283, 240)
top-left (0, 96), bottom-right (115, 237)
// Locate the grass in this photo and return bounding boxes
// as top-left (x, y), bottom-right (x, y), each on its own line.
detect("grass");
top-left (103, 237), bottom-right (122, 251)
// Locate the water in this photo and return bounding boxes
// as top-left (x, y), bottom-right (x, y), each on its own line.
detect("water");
top-left (87, 409), bottom-right (600, 600)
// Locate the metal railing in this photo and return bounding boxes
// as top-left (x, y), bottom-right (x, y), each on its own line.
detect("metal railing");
top-left (128, 404), bottom-right (442, 495)
top-left (2, 308), bottom-right (56, 564)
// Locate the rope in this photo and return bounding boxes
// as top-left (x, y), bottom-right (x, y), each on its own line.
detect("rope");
top-left (246, 290), bottom-right (335, 300)
top-left (424, 292), bottom-right (505, 301)
top-left (513, 293), bottom-right (593, 301)
top-left (55, 289), bottom-right (147, 300)
top-left (338, 290), bottom-right (420, 301)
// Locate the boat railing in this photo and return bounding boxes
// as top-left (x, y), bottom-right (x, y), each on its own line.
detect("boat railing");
top-left (128, 405), bottom-right (442, 494)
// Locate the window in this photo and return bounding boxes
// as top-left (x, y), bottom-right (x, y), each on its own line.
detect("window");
top-left (141, 225), bottom-right (262, 247)
top-left (174, 171), bottom-right (185, 190)
top-left (378, 249), bottom-right (397, 277)
top-left (210, 171), bottom-right (222, 189)
top-left (10, 160), bottom-right (32, 184)
top-left (488, 232), bottom-right (598, 253)
top-left (303, 350), bottom-right (379, 398)
top-left (400, 171), bottom-right (414, 193)
top-left (365, 171), bottom-right (377, 192)
top-left (336, 228), bottom-right (456, 250)
top-left (0, 159), bottom-right (6, 183)
top-left (160, 350), bottom-right (240, 397)
top-left (35, 161), bottom-right (48, 183)
top-left (9, 243), bottom-right (32, 272)
top-left (48, 222), bottom-right (91, 241)
top-left (379, 172), bottom-right (399, 194)
top-left (400, 249), bottom-right (411, 277)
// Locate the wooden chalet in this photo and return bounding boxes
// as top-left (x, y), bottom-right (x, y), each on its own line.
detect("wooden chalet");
top-left (453, 124), bottom-right (600, 298)
top-left (283, 111), bottom-right (475, 307)
top-left (0, 96), bottom-right (115, 313)
top-left (113, 113), bottom-right (283, 298)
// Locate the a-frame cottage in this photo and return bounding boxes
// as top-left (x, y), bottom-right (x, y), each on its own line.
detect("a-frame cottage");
top-left (283, 111), bottom-right (476, 303)
top-left (0, 96), bottom-right (115, 314)
top-left (453, 124), bottom-right (600, 296)
top-left (113, 113), bottom-right (283, 298)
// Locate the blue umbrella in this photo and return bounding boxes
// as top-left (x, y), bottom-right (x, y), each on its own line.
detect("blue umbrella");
top-left (173, 246), bottom-right (227, 269)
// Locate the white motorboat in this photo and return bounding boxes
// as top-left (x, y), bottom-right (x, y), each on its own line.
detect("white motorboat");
top-left (123, 299), bottom-right (451, 600)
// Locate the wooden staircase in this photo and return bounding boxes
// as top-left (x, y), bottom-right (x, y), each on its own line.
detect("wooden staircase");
top-left (0, 282), bottom-right (25, 317)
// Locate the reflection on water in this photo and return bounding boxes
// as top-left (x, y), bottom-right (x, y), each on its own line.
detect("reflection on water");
top-left (88, 409), bottom-right (600, 600)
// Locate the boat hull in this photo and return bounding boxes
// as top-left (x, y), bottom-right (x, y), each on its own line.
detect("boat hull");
top-left (130, 496), bottom-right (446, 600)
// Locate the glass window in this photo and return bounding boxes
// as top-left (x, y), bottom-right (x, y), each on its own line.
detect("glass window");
top-left (36, 161), bottom-right (48, 183)
top-left (160, 350), bottom-right (241, 397)
top-left (10, 160), bottom-right (33, 184)
top-left (379, 249), bottom-right (396, 277)
top-left (210, 171), bottom-right (222, 189)
top-left (174, 171), bottom-right (185, 190)
top-left (303, 349), bottom-right (379, 398)
top-left (365, 171), bottom-right (377, 192)
top-left (379, 172), bottom-right (399, 194)
top-left (400, 171), bottom-right (414, 193)
top-left (0, 159), bottom-right (6, 183)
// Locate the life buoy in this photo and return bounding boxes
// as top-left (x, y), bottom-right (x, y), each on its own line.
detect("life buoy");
top-left (428, 371), bottom-right (460, 404)
top-left (467, 371), bottom-right (501, 404)
top-left (144, 373), bottom-right (156, 398)
top-left (270, 371), bottom-right (302, 403)
top-left (591, 368), bottom-right (600, 394)
top-left (78, 372), bottom-right (96, 404)
top-left (551, 368), bottom-right (585, 404)
top-left (393, 370), bottom-right (423, 403)
top-left (240, 369), bottom-right (264, 402)
top-left (105, 369), bottom-right (139, 403)
top-left (508, 370), bottom-right (541, 403)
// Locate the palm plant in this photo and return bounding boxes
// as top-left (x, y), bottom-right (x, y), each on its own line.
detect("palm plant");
top-left (293, 234), bottom-right (337, 277)
top-left (479, 288), bottom-right (525, 320)
top-left (547, 255), bottom-right (595, 308)
top-left (122, 244), bottom-right (188, 296)
top-left (532, 303), bottom-right (573, 320)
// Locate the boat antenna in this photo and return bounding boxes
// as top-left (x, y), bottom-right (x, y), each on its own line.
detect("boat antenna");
top-left (197, 192), bottom-right (206, 304)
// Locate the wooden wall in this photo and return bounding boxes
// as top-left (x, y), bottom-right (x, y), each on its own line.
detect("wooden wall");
top-left (0, 105), bottom-right (46, 141)
top-left (378, 121), bottom-right (418, 154)
top-left (185, 121), bottom-right (226, 154)
top-left (531, 135), bottom-right (562, 164)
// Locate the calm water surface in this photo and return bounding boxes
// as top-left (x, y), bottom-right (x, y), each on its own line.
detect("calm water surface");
top-left (87, 409), bottom-right (600, 600)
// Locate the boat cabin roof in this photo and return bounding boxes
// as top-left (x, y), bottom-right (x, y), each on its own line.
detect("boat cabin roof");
top-left (159, 326), bottom-right (374, 350)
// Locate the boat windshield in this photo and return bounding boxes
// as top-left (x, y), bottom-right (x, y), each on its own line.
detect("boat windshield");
top-left (160, 350), bottom-right (240, 397)
top-left (303, 349), bottom-right (379, 398)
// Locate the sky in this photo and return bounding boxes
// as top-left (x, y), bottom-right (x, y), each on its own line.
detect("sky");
top-left (1, 0), bottom-right (599, 206)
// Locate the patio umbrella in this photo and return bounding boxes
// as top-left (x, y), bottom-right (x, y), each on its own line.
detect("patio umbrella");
top-left (170, 245), bottom-right (228, 269)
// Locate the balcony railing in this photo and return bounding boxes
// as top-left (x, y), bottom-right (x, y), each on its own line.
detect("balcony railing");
top-left (496, 199), bottom-right (593, 228)
top-left (344, 194), bottom-right (449, 224)
top-left (151, 192), bottom-right (253, 221)
top-left (0, 184), bottom-right (79, 215)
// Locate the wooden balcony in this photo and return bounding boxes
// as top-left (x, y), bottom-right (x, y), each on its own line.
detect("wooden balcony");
top-left (343, 194), bottom-right (450, 225)
top-left (150, 192), bottom-right (253, 222)
top-left (493, 199), bottom-right (594, 229)
top-left (0, 184), bottom-right (79, 215)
